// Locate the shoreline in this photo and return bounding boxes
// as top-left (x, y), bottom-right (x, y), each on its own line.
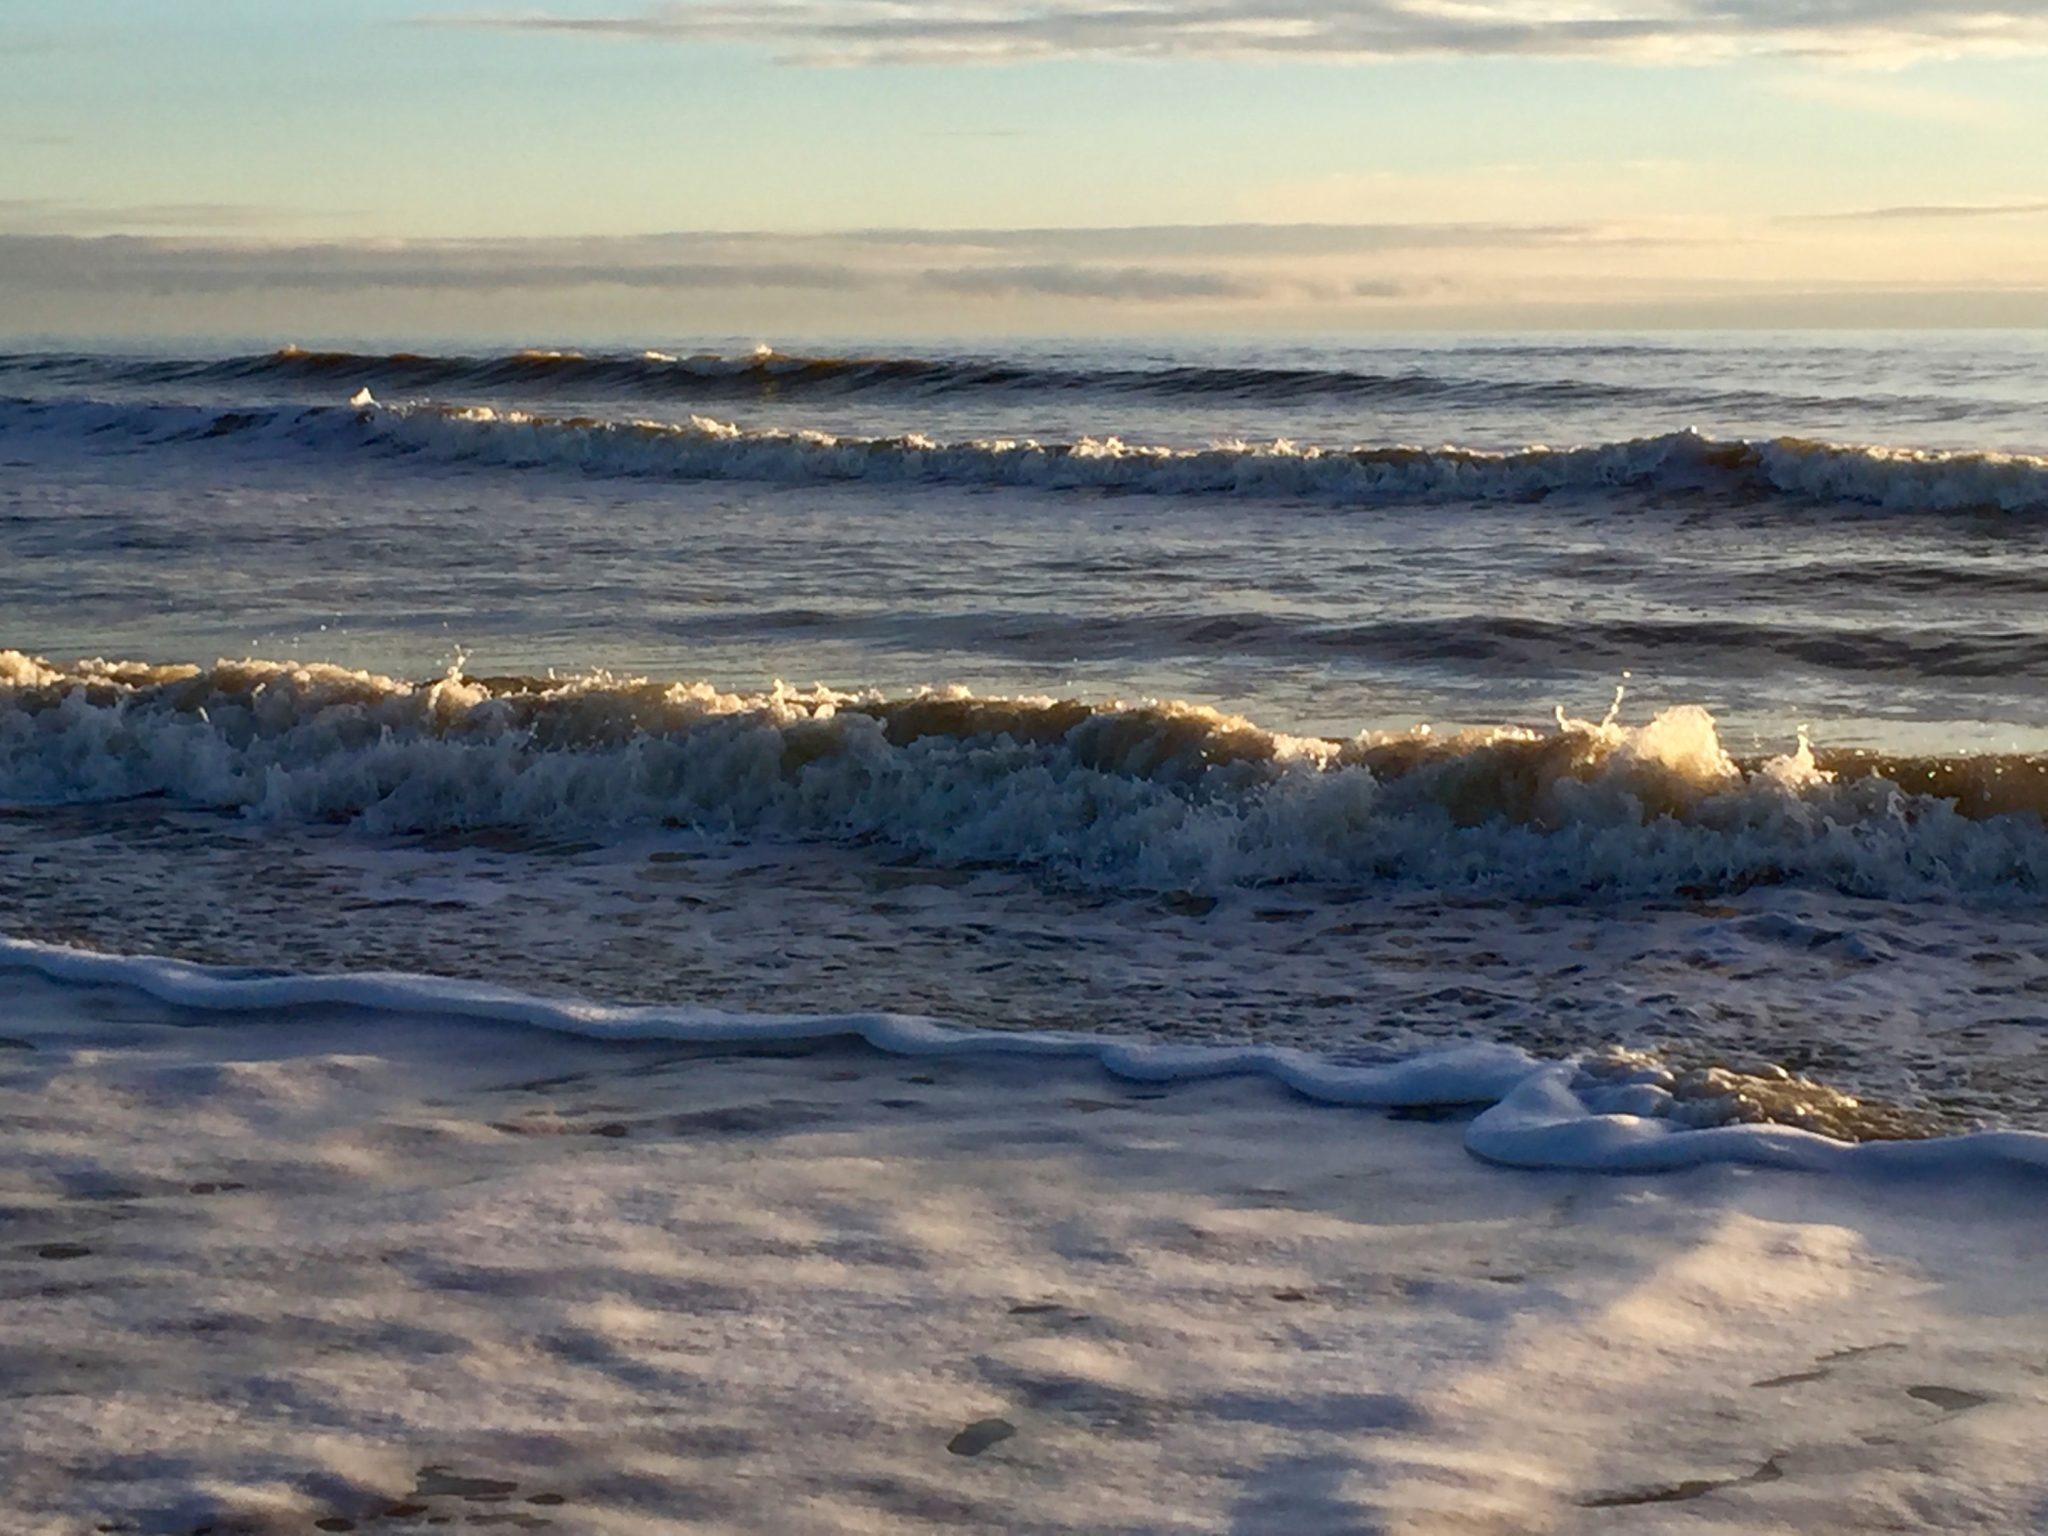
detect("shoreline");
top-left (9, 937), bottom-right (2048, 1169)
top-left (4, 964), bottom-right (2044, 1532)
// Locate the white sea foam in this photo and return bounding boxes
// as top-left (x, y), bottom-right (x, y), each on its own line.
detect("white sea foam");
top-left (5, 934), bottom-right (2045, 1173)
top-left (3, 653), bottom-right (2043, 901)
top-left (0, 654), bottom-right (2038, 903)
top-left (1468, 1063), bottom-right (2048, 1174)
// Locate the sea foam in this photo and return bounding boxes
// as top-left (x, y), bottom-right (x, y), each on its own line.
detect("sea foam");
top-left (7, 934), bottom-right (2046, 1174)
top-left (4, 653), bottom-right (2044, 902)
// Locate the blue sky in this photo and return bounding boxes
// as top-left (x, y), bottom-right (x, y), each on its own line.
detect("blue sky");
top-left (6, 0), bottom-right (2048, 336)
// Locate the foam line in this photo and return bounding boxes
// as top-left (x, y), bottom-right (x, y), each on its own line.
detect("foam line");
top-left (9, 936), bottom-right (2048, 1176)
top-left (0, 935), bottom-right (1536, 1106)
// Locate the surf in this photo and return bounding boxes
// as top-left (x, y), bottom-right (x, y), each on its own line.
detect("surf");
top-left (4, 652), bottom-right (2044, 902)
top-left (8, 393), bottom-right (2048, 514)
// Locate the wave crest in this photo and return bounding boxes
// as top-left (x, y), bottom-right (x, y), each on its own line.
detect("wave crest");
top-left (11, 341), bottom-right (2026, 422)
top-left (2, 344), bottom-right (1683, 409)
top-left (4, 652), bottom-right (2043, 900)
top-left (8, 395), bottom-right (2048, 513)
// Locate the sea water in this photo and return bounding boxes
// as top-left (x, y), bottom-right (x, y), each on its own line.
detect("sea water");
top-left (4, 332), bottom-right (2047, 1147)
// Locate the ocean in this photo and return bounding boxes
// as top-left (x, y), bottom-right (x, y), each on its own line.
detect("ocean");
top-left (6, 332), bottom-right (2048, 1533)
top-left (5, 332), bottom-right (2046, 1134)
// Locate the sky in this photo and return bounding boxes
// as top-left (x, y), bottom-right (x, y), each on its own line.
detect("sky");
top-left (5, 0), bottom-right (2048, 339)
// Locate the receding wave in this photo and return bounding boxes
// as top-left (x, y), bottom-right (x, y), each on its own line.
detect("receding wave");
top-left (0, 343), bottom-right (1981, 417)
top-left (4, 652), bottom-right (2044, 901)
top-left (8, 395), bottom-right (2048, 514)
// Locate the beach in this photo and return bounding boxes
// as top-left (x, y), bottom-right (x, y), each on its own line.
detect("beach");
top-left (6, 953), bottom-right (2045, 1536)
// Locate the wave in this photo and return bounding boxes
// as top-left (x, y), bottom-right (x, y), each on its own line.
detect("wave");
top-left (0, 343), bottom-right (1995, 419)
top-left (0, 343), bottom-right (1638, 406)
top-left (8, 935), bottom-right (2048, 1168)
top-left (7, 394), bottom-right (2048, 513)
top-left (665, 606), bottom-right (2048, 679)
top-left (4, 652), bottom-right (2044, 902)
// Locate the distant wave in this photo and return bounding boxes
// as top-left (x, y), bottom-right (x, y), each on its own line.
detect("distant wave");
top-left (0, 343), bottom-right (1982, 418)
top-left (656, 606), bottom-right (2048, 679)
top-left (4, 652), bottom-right (2044, 901)
top-left (7, 394), bottom-right (2048, 514)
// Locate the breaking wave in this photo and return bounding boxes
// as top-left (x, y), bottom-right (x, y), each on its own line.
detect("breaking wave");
top-left (4, 652), bottom-right (2044, 901)
top-left (7, 394), bottom-right (2048, 513)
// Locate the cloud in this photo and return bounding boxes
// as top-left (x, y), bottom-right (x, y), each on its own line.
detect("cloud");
top-left (0, 236), bottom-right (879, 295)
top-left (855, 222), bottom-right (1617, 256)
top-left (923, 262), bottom-right (1264, 300)
top-left (432, 1), bottom-right (2048, 66)
top-left (6, 211), bottom-right (2042, 335)
top-left (0, 222), bottom-right (1636, 304)
top-left (11, 225), bottom-right (2048, 336)
top-left (0, 231), bottom-right (1294, 307)
top-left (1789, 200), bottom-right (2048, 222)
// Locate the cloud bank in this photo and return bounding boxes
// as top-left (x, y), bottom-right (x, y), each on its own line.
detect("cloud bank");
top-left (5, 217), bottom-right (2046, 336)
top-left (437, 1), bottom-right (2048, 66)
top-left (1790, 200), bottom-right (2048, 223)
top-left (0, 222), bottom-right (1633, 304)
